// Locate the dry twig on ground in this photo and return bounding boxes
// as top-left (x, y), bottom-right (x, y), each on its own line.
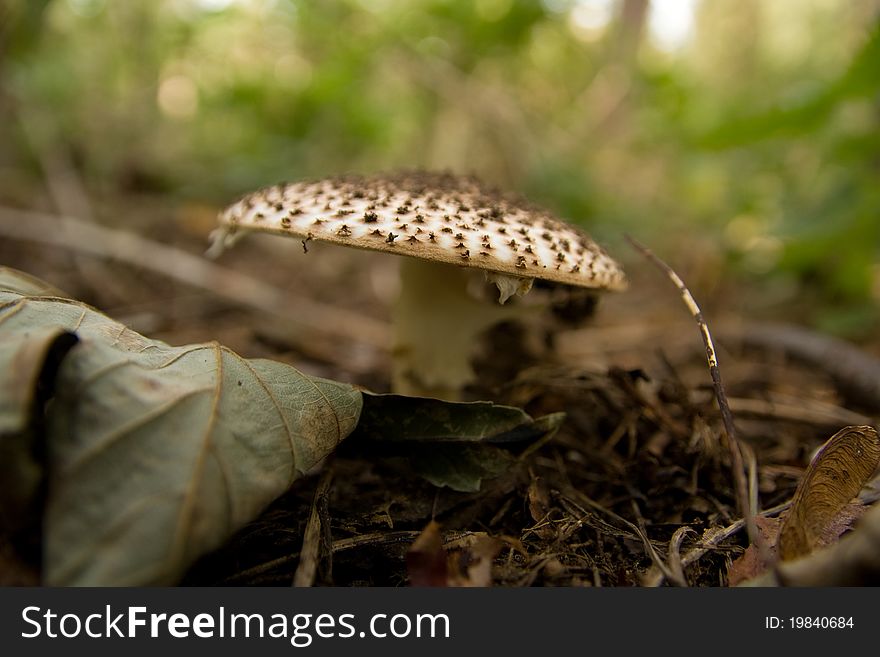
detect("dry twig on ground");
top-left (625, 235), bottom-right (760, 558)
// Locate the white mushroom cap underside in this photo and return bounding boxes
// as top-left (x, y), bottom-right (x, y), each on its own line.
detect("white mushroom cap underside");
top-left (217, 172), bottom-right (627, 291)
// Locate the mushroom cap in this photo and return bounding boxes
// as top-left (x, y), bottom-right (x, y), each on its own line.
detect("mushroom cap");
top-left (216, 171), bottom-right (627, 291)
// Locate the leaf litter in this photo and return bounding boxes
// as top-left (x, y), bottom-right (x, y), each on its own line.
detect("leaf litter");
top-left (0, 268), bottom-right (560, 585)
top-left (3, 218), bottom-right (880, 587)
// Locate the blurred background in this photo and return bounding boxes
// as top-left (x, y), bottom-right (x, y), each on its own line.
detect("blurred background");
top-left (4, 1), bottom-right (879, 588)
top-left (0, 0), bottom-right (878, 346)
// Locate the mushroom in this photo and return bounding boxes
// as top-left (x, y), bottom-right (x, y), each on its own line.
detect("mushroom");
top-left (209, 171), bottom-right (626, 399)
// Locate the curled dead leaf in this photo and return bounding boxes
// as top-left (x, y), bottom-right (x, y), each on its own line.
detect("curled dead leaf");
top-left (1, 269), bottom-right (363, 585)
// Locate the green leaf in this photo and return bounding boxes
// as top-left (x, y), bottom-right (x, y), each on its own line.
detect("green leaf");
top-left (700, 24), bottom-right (880, 148)
top-left (357, 393), bottom-right (562, 443)
top-left (409, 443), bottom-right (516, 493)
top-left (355, 393), bottom-right (565, 491)
top-left (0, 269), bottom-right (362, 585)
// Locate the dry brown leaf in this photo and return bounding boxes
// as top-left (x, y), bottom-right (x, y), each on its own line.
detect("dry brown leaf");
top-left (1, 270), bottom-right (364, 585)
top-left (447, 535), bottom-right (502, 587)
top-left (818, 502), bottom-right (869, 546)
top-left (406, 523), bottom-right (502, 587)
top-left (406, 521), bottom-right (447, 587)
top-left (527, 476), bottom-right (555, 539)
top-left (727, 516), bottom-right (780, 586)
top-left (777, 425), bottom-right (880, 561)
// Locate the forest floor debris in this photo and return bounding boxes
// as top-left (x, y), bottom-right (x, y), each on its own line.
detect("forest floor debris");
top-left (2, 206), bottom-right (878, 587)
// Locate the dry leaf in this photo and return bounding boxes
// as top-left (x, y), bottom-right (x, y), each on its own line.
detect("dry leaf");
top-left (406, 521), bottom-right (447, 586)
top-left (727, 516), bottom-right (780, 586)
top-left (777, 425), bottom-right (880, 561)
top-left (0, 269), bottom-right (363, 585)
top-left (527, 476), bottom-right (555, 539)
top-left (447, 535), bottom-right (502, 587)
top-left (1, 267), bottom-right (565, 586)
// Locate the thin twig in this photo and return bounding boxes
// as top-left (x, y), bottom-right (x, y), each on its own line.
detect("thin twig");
top-left (630, 499), bottom-right (684, 586)
top-left (625, 235), bottom-right (759, 551)
top-left (0, 206), bottom-right (391, 348)
top-left (643, 500), bottom-right (792, 587)
top-left (725, 395), bottom-right (872, 428)
top-left (665, 526), bottom-right (697, 586)
top-left (292, 469), bottom-right (334, 587)
top-left (558, 487), bottom-right (674, 580)
top-left (220, 530), bottom-right (475, 585)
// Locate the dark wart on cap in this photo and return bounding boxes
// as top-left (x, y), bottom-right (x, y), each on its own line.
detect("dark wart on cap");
top-left (211, 171), bottom-right (627, 400)
top-left (212, 171), bottom-right (627, 294)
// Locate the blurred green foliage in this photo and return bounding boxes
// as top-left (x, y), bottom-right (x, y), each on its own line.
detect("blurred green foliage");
top-left (0, 0), bottom-right (877, 332)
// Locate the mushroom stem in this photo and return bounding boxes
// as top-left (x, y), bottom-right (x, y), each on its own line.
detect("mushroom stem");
top-left (391, 258), bottom-right (527, 400)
